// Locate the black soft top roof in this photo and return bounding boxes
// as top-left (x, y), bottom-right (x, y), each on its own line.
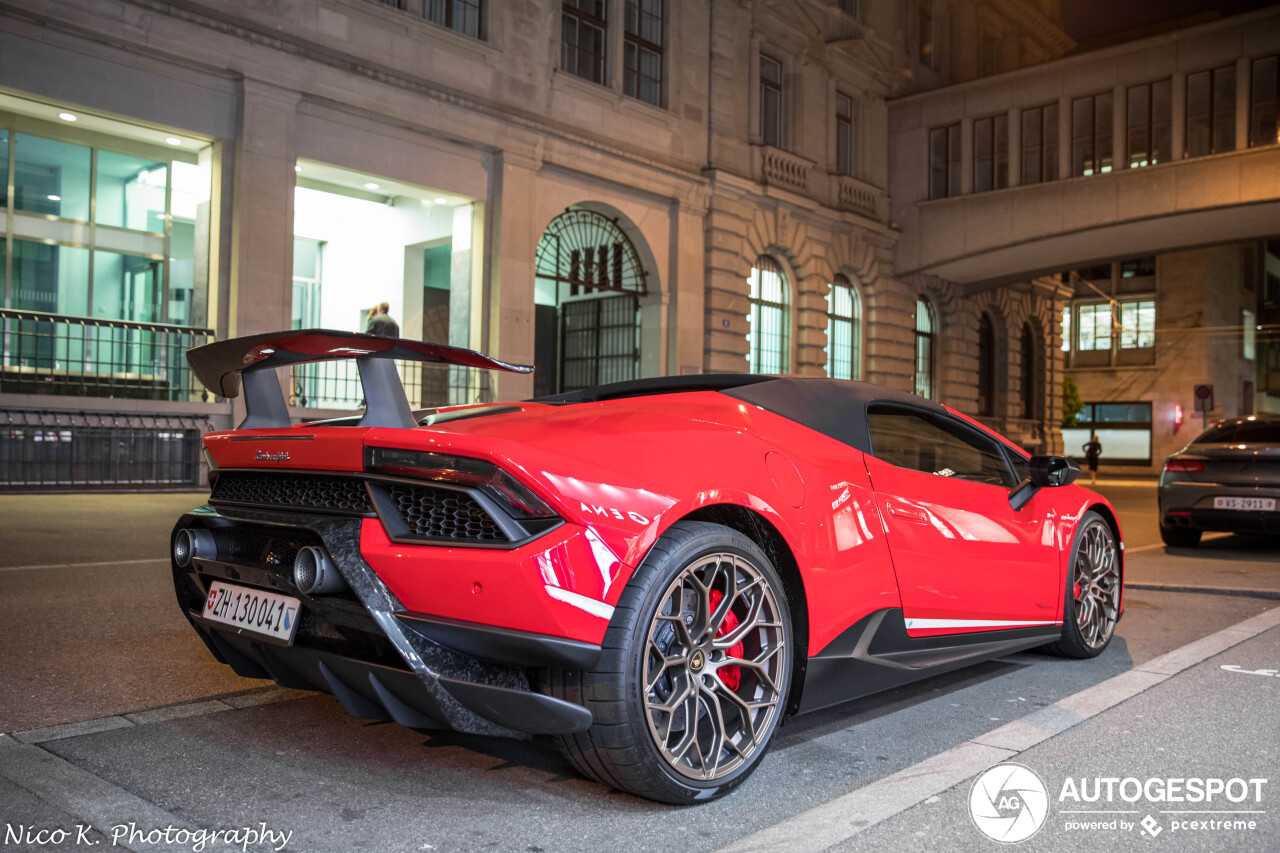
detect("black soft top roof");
top-left (530, 374), bottom-right (946, 455)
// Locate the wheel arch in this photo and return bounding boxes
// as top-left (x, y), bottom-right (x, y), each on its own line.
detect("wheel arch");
top-left (1085, 501), bottom-right (1125, 611)
top-left (677, 503), bottom-right (811, 716)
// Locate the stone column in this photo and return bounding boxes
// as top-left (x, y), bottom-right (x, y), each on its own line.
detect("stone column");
top-left (226, 78), bottom-right (299, 422)
top-left (227, 78), bottom-right (298, 340)
top-left (703, 195), bottom-right (752, 373)
top-left (489, 154), bottom-right (538, 400)
top-left (795, 275), bottom-right (829, 377)
top-left (669, 200), bottom-right (708, 376)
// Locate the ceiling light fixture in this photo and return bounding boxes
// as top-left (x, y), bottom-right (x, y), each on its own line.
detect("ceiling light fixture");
top-left (58, 112), bottom-right (77, 122)
top-left (364, 182), bottom-right (380, 190)
top-left (434, 197), bottom-right (448, 205)
top-left (47, 195), bottom-right (61, 201)
top-left (165, 137), bottom-right (182, 146)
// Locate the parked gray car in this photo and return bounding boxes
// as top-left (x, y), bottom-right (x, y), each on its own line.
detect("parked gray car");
top-left (1158, 416), bottom-right (1280, 547)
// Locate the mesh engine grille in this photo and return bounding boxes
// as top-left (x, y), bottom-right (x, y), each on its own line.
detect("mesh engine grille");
top-left (210, 471), bottom-right (374, 514)
top-left (386, 483), bottom-right (507, 542)
top-left (209, 527), bottom-right (310, 569)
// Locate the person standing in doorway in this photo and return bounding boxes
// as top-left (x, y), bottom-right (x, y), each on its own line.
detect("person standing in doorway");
top-left (366, 302), bottom-right (400, 338)
top-left (1082, 434), bottom-right (1103, 485)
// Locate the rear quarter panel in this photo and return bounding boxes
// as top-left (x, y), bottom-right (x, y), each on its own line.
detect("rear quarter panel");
top-left (378, 393), bottom-right (903, 655)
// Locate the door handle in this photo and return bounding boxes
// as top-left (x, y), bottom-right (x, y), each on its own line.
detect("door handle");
top-left (887, 502), bottom-right (928, 524)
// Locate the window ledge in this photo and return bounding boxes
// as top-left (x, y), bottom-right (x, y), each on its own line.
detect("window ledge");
top-left (549, 70), bottom-right (679, 130)
top-left (330, 0), bottom-right (500, 62)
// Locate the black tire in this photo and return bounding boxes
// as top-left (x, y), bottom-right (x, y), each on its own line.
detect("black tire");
top-left (551, 520), bottom-right (793, 803)
top-left (1160, 525), bottom-right (1201, 548)
top-left (1043, 511), bottom-right (1121, 659)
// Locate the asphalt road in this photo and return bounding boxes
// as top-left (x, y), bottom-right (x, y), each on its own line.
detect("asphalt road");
top-left (1, 485), bottom-right (1278, 853)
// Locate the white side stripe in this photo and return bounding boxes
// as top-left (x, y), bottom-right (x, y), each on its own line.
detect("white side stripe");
top-left (904, 618), bottom-right (1062, 630)
top-left (543, 586), bottom-right (615, 620)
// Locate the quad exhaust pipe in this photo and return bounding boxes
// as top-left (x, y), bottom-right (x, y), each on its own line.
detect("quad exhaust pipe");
top-left (174, 529), bottom-right (345, 596)
top-left (293, 545), bottom-right (348, 595)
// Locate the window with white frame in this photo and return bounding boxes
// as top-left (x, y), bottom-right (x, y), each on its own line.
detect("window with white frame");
top-left (748, 256), bottom-right (789, 375)
top-left (1076, 303), bottom-right (1113, 352)
top-left (825, 275), bottom-right (862, 380)
top-left (914, 296), bottom-right (936, 399)
top-left (1119, 300), bottom-right (1155, 349)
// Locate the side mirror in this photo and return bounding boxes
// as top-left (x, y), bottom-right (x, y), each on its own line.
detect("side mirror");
top-left (1009, 456), bottom-right (1080, 511)
top-left (1029, 455), bottom-right (1080, 488)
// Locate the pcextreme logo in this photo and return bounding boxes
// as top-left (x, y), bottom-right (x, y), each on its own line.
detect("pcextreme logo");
top-left (969, 763), bottom-right (1050, 843)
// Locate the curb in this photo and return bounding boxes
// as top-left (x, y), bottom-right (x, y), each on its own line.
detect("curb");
top-left (1125, 582), bottom-right (1280, 600)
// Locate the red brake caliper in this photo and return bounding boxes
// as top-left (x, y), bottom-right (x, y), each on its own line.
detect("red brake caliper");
top-left (708, 590), bottom-right (744, 690)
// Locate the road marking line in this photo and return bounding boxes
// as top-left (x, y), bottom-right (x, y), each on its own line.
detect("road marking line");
top-left (0, 558), bottom-right (170, 573)
top-left (0, 735), bottom-right (203, 853)
top-left (717, 603), bottom-right (1280, 853)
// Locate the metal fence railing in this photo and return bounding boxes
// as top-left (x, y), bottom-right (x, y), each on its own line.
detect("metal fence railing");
top-left (0, 309), bottom-right (216, 403)
top-left (290, 360), bottom-right (495, 410)
top-left (0, 409), bottom-right (207, 490)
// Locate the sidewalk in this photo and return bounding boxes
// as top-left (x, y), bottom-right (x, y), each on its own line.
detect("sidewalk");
top-left (831, 615), bottom-right (1280, 852)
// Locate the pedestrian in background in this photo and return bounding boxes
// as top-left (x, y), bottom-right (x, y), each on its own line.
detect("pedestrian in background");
top-left (366, 302), bottom-right (400, 338)
top-left (1082, 434), bottom-right (1102, 485)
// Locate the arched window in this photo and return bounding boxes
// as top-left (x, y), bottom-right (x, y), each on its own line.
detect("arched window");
top-left (977, 313), bottom-right (995, 415)
top-left (1020, 323), bottom-right (1038, 419)
top-left (914, 296), bottom-right (936, 399)
top-left (533, 208), bottom-right (647, 394)
top-left (825, 275), bottom-right (862, 380)
top-left (748, 256), bottom-right (789, 374)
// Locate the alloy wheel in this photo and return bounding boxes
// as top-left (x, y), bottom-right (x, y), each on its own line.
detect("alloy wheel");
top-left (1072, 520), bottom-right (1120, 649)
top-left (641, 552), bottom-right (788, 781)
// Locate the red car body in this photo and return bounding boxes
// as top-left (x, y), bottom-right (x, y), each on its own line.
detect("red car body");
top-left (203, 393), bottom-right (1119, 655)
top-left (172, 330), bottom-right (1124, 764)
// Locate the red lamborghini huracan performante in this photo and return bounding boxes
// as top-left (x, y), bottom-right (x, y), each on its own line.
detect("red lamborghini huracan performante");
top-left (172, 330), bottom-right (1123, 803)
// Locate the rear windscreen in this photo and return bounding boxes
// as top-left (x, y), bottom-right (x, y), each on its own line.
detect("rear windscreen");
top-left (1192, 421), bottom-right (1280, 445)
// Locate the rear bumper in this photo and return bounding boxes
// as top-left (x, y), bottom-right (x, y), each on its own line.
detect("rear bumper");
top-left (1158, 483), bottom-right (1280, 534)
top-left (172, 506), bottom-right (596, 737)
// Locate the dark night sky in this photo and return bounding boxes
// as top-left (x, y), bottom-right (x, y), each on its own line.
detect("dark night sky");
top-left (1061, 0), bottom-right (1280, 44)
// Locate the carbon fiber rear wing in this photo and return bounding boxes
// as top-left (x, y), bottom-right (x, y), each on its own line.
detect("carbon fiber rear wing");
top-left (187, 329), bottom-right (533, 430)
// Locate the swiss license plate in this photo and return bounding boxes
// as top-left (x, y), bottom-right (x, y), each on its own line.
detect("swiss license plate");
top-left (1213, 496), bottom-right (1277, 512)
top-left (201, 581), bottom-right (300, 644)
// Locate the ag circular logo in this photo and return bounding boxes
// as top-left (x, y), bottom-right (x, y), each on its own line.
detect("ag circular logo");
top-left (689, 649), bottom-right (706, 673)
top-left (969, 763), bottom-right (1049, 843)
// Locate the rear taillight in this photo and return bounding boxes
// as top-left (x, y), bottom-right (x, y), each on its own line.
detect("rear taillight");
top-left (365, 447), bottom-right (558, 520)
top-left (1163, 459), bottom-right (1205, 473)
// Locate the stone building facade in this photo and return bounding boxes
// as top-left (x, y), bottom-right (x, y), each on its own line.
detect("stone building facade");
top-left (1, 0), bottom-right (1077, 488)
top-left (888, 6), bottom-right (1280, 471)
